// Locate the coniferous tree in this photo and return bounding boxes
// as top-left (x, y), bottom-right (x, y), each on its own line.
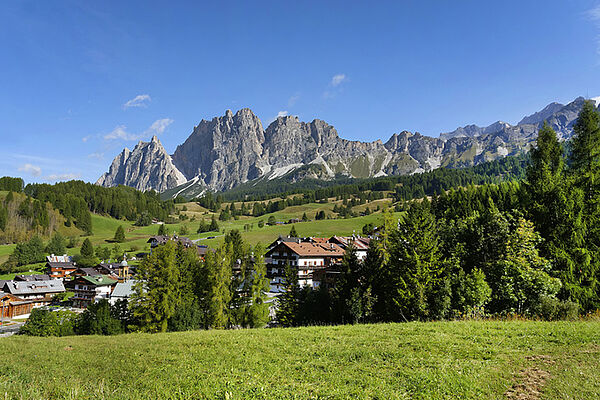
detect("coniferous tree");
top-left (157, 223), bottom-right (167, 236)
top-left (114, 225), bottom-right (125, 243)
top-left (209, 215), bottom-right (219, 231)
top-left (205, 243), bottom-right (233, 329)
top-left (80, 238), bottom-right (94, 258)
top-left (289, 225), bottom-right (298, 237)
top-left (131, 242), bottom-right (181, 332)
top-left (570, 100), bottom-right (600, 204)
top-left (45, 232), bottom-right (66, 255)
top-left (387, 201), bottom-right (443, 321)
top-left (276, 263), bottom-right (300, 327)
top-left (244, 244), bottom-right (270, 328)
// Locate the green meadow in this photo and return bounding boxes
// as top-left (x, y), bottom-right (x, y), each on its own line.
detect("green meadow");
top-left (0, 321), bottom-right (598, 399)
top-left (0, 197), bottom-right (394, 266)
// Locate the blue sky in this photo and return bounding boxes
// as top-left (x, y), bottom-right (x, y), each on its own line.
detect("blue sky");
top-left (1, 0), bottom-right (600, 184)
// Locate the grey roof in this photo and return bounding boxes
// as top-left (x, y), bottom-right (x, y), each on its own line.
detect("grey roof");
top-left (3, 280), bottom-right (65, 296)
top-left (76, 268), bottom-right (101, 276)
top-left (111, 280), bottom-right (137, 299)
top-left (14, 274), bottom-right (51, 282)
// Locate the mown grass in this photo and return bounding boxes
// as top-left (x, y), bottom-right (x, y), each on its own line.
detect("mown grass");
top-left (0, 321), bottom-right (598, 399)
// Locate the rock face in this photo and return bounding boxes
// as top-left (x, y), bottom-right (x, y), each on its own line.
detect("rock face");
top-left (98, 96), bottom-right (600, 193)
top-left (96, 136), bottom-right (187, 192)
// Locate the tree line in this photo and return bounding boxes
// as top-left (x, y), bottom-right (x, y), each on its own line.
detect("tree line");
top-left (276, 101), bottom-right (600, 324)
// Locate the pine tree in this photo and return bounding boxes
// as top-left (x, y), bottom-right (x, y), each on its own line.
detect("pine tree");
top-left (114, 225), bottom-right (125, 243)
top-left (157, 223), bottom-right (167, 236)
top-left (244, 244), bottom-right (270, 328)
top-left (209, 215), bottom-right (219, 231)
top-left (301, 212), bottom-right (308, 222)
top-left (205, 243), bottom-right (233, 329)
top-left (45, 232), bottom-right (66, 255)
top-left (80, 238), bottom-right (94, 258)
top-left (276, 263), bottom-right (300, 327)
top-left (387, 202), bottom-right (442, 321)
top-left (289, 225), bottom-right (298, 237)
top-left (132, 242), bottom-right (180, 332)
top-left (570, 100), bottom-right (600, 200)
top-left (78, 209), bottom-right (93, 236)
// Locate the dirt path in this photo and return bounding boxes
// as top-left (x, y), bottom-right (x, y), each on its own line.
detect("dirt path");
top-left (505, 355), bottom-right (555, 400)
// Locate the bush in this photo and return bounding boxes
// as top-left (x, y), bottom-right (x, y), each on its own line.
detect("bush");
top-left (75, 299), bottom-right (123, 335)
top-left (538, 296), bottom-right (579, 321)
top-left (20, 309), bottom-right (77, 337)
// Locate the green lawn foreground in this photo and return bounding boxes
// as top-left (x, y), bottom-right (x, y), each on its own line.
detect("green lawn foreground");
top-left (0, 321), bottom-right (598, 399)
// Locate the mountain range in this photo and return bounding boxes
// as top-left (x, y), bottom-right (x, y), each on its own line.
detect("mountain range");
top-left (97, 96), bottom-right (600, 196)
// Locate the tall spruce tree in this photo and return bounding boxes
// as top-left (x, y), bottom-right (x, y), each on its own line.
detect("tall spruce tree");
top-left (114, 225), bottom-right (125, 243)
top-left (387, 201), bottom-right (442, 321)
top-left (276, 263), bottom-right (300, 327)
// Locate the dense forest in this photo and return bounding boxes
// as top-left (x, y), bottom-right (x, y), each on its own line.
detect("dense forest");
top-left (276, 101), bottom-right (600, 324)
top-left (25, 181), bottom-right (175, 224)
top-left (0, 191), bottom-right (69, 245)
top-left (209, 152), bottom-right (528, 203)
top-left (192, 154), bottom-right (527, 215)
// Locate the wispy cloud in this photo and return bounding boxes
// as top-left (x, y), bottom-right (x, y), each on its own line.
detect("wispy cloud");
top-left (45, 173), bottom-right (81, 182)
top-left (323, 73), bottom-right (348, 99)
top-left (18, 163), bottom-right (42, 177)
top-left (331, 73), bottom-right (346, 87)
top-left (104, 125), bottom-right (134, 140)
top-left (277, 111), bottom-right (289, 118)
top-left (87, 152), bottom-right (104, 160)
top-left (146, 118), bottom-right (173, 135)
top-left (123, 94), bottom-right (151, 109)
top-left (588, 4), bottom-right (600, 20)
top-left (588, 4), bottom-right (600, 55)
top-left (288, 94), bottom-right (300, 107)
top-left (103, 118), bottom-right (174, 141)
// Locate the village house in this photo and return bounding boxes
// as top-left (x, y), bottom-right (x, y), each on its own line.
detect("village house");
top-left (109, 280), bottom-right (137, 305)
top-left (71, 275), bottom-right (118, 308)
top-left (45, 254), bottom-right (77, 279)
top-left (0, 292), bottom-right (35, 319)
top-left (0, 279), bottom-right (65, 306)
top-left (264, 240), bottom-right (345, 293)
top-left (147, 235), bottom-right (195, 249)
top-left (14, 274), bottom-right (52, 282)
top-left (327, 236), bottom-right (371, 261)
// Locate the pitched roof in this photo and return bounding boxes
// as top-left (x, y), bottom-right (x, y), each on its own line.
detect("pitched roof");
top-left (14, 274), bottom-right (51, 282)
top-left (3, 280), bottom-right (65, 296)
top-left (46, 261), bottom-right (76, 269)
top-left (75, 268), bottom-right (101, 276)
top-left (329, 236), bottom-right (370, 250)
top-left (111, 280), bottom-right (137, 299)
top-left (46, 255), bottom-right (73, 263)
top-left (78, 275), bottom-right (117, 287)
top-left (279, 242), bottom-right (345, 257)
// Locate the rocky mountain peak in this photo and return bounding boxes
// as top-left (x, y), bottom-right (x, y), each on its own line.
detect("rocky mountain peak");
top-left (98, 96), bottom-right (593, 195)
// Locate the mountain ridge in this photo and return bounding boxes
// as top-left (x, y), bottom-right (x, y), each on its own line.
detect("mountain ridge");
top-left (97, 96), bottom-right (600, 195)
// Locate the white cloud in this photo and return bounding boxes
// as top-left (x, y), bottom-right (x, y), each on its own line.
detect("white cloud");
top-left (588, 5), bottom-right (600, 20)
top-left (82, 135), bottom-right (92, 142)
top-left (104, 125), bottom-right (136, 140)
top-left (18, 163), bottom-right (42, 177)
top-left (146, 118), bottom-right (173, 135)
top-left (88, 152), bottom-right (104, 160)
top-left (277, 111), bottom-right (289, 118)
top-left (288, 94), bottom-right (300, 107)
top-left (331, 73), bottom-right (346, 87)
top-left (588, 5), bottom-right (600, 55)
top-left (45, 173), bottom-right (81, 182)
top-left (123, 94), bottom-right (151, 109)
top-left (103, 118), bottom-right (174, 141)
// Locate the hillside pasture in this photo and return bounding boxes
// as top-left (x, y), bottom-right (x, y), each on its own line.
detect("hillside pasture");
top-left (0, 321), bottom-right (598, 399)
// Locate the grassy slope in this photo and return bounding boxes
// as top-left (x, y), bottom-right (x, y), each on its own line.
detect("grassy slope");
top-left (0, 198), bottom-right (394, 267)
top-left (0, 321), bottom-right (598, 399)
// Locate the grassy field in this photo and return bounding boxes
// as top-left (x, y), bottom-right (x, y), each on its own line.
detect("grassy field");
top-left (0, 197), bottom-right (396, 267)
top-left (0, 321), bottom-right (598, 399)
